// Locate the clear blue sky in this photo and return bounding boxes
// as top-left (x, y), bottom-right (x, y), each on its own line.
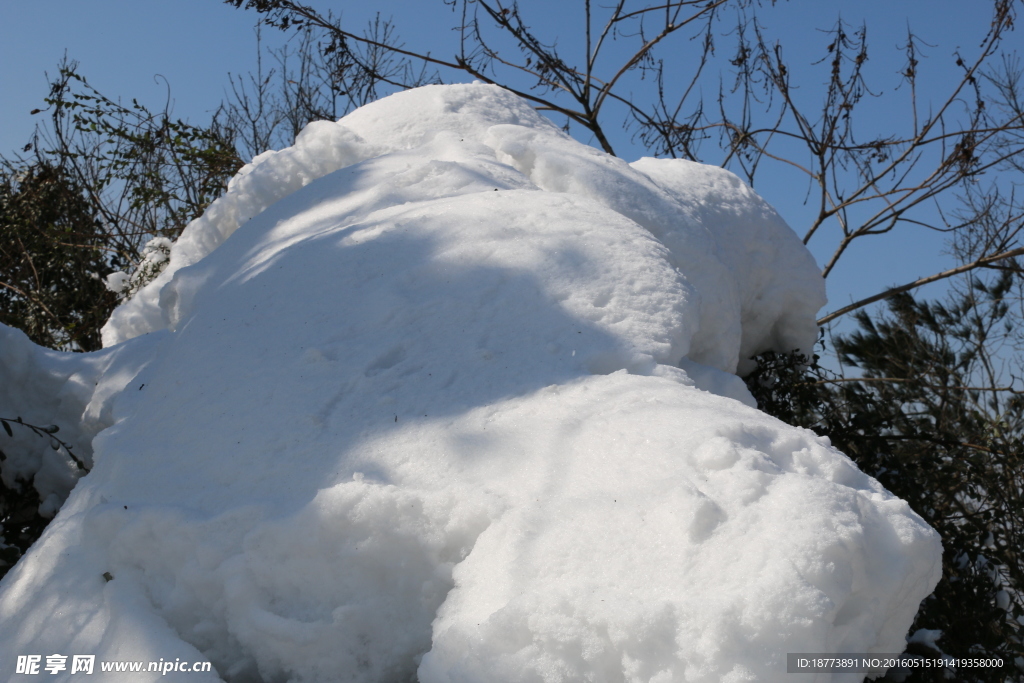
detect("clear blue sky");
top-left (0, 1), bottom-right (1006, 342)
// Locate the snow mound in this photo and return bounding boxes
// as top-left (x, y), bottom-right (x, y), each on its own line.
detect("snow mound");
top-left (0, 324), bottom-right (163, 516)
top-left (1, 84), bottom-right (938, 683)
top-left (101, 84), bottom-right (824, 375)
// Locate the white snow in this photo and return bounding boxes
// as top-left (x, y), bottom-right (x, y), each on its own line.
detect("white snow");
top-left (104, 270), bottom-right (129, 294)
top-left (0, 83), bottom-right (939, 682)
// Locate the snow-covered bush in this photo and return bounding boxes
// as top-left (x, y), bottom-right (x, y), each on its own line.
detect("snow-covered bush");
top-left (0, 84), bottom-right (940, 683)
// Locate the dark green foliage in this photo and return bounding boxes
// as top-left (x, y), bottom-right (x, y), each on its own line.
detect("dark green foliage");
top-left (0, 472), bottom-right (50, 581)
top-left (746, 283), bottom-right (1024, 682)
top-left (0, 421), bottom-right (69, 581)
top-left (0, 162), bottom-right (118, 351)
top-left (0, 419), bottom-right (82, 580)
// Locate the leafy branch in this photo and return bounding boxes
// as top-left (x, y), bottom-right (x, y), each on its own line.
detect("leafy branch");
top-left (0, 417), bottom-right (87, 472)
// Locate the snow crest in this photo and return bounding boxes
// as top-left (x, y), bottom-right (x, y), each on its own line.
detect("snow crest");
top-left (0, 84), bottom-right (938, 683)
top-left (102, 84), bottom-right (825, 374)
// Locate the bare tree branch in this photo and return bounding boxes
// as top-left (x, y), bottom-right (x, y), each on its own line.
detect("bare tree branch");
top-left (818, 246), bottom-right (1024, 325)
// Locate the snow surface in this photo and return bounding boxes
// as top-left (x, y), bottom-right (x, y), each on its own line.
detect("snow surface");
top-left (0, 84), bottom-right (940, 682)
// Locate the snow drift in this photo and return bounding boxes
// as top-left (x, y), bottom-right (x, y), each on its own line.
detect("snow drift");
top-left (0, 84), bottom-right (940, 682)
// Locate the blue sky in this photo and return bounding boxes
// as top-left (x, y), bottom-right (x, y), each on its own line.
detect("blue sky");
top-left (0, 1), bottom-right (1009, 344)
